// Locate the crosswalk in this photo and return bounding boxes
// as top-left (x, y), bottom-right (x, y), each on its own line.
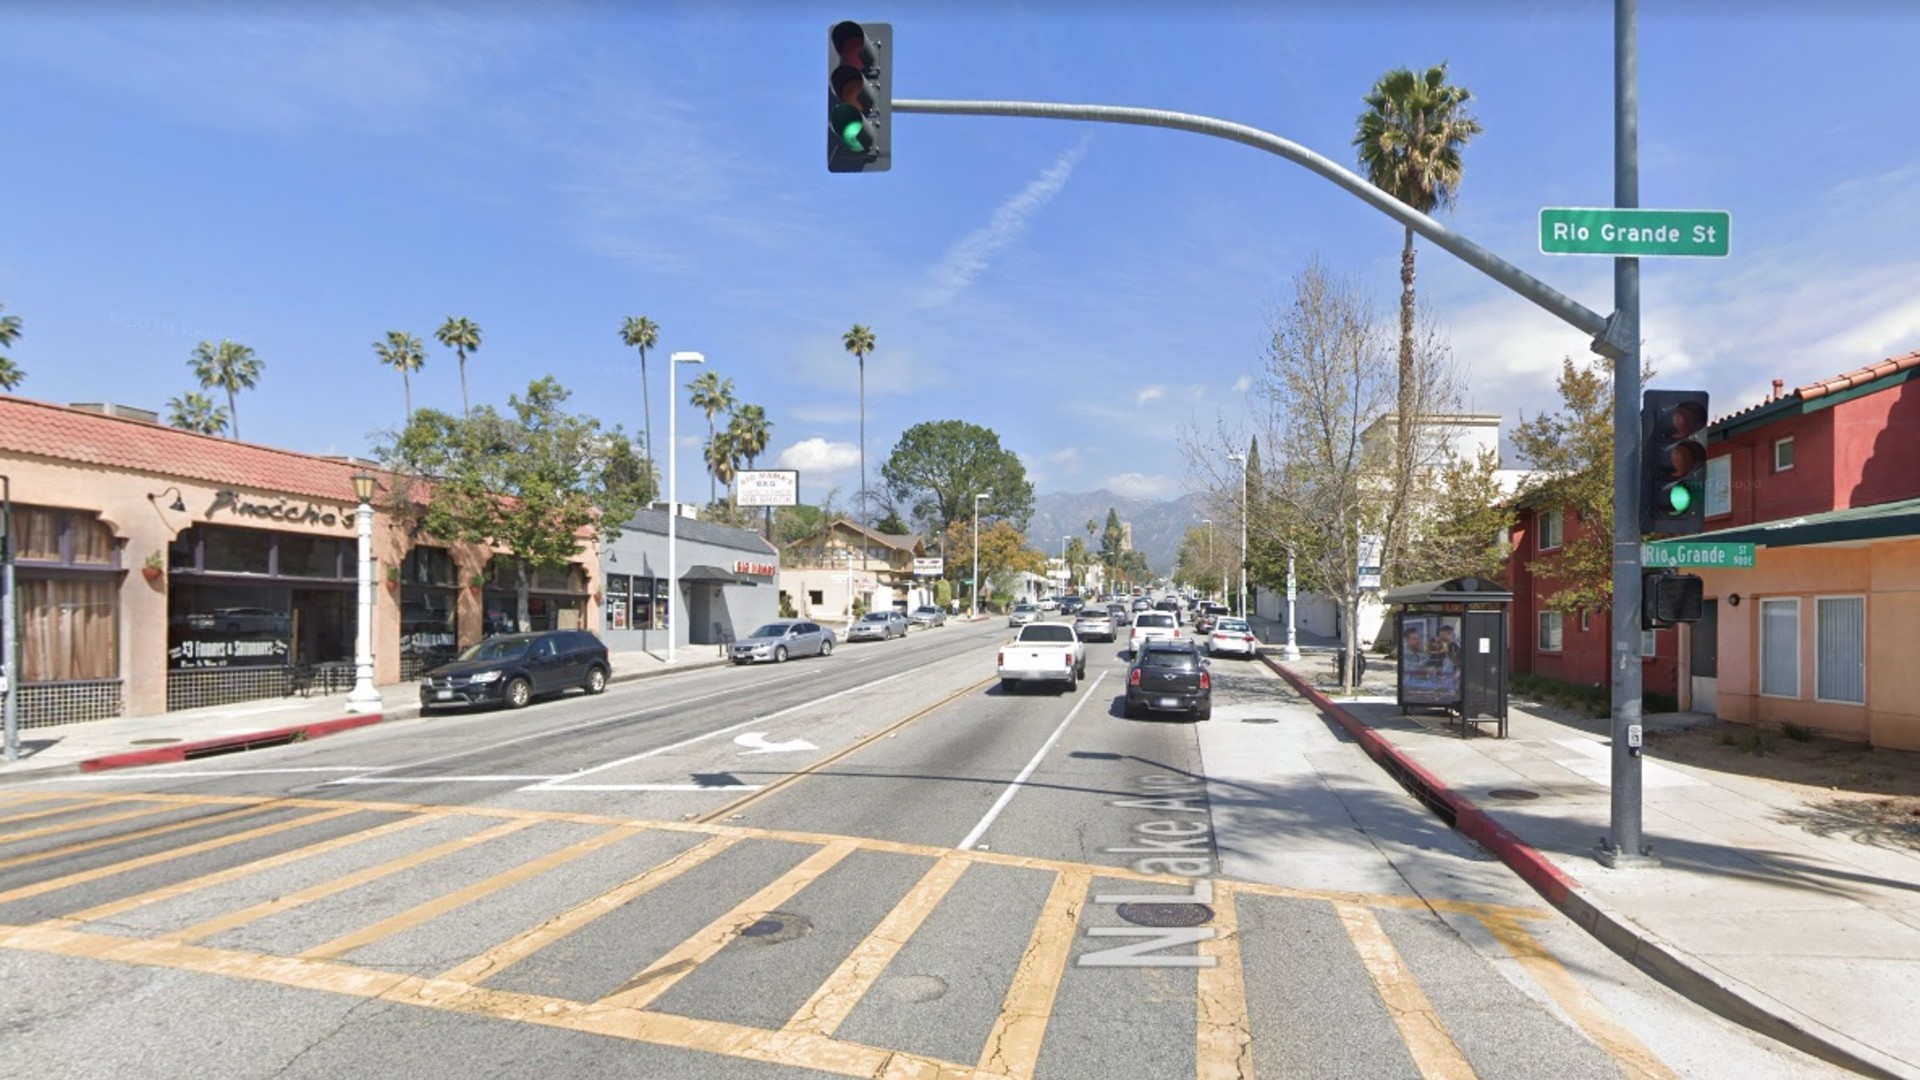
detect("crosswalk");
top-left (0, 789), bottom-right (1675, 1079)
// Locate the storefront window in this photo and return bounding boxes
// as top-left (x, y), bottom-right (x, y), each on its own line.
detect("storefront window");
top-left (167, 584), bottom-right (297, 669)
top-left (8, 507), bottom-right (121, 684)
top-left (402, 546), bottom-right (458, 586)
top-left (14, 507), bottom-right (118, 565)
top-left (400, 546), bottom-right (459, 675)
top-left (482, 555), bottom-right (588, 635)
top-left (278, 534), bottom-right (345, 579)
top-left (606, 573), bottom-right (631, 630)
top-left (203, 526), bottom-right (274, 575)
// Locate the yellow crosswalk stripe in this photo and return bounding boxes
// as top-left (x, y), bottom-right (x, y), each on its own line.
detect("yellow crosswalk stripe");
top-left (1195, 883), bottom-right (1254, 1080)
top-left (1482, 916), bottom-right (1679, 1080)
top-left (0, 801), bottom-right (285, 872)
top-left (0, 800), bottom-right (213, 845)
top-left (598, 840), bottom-right (857, 1012)
top-left (978, 867), bottom-right (1090, 1079)
top-left (0, 796), bottom-right (125, 829)
top-left (1335, 901), bottom-right (1476, 1080)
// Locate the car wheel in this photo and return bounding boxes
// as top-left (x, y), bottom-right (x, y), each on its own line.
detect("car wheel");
top-left (774, 645), bottom-right (789, 663)
top-left (1196, 704), bottom-right (1213, 722)
top-left (820, 639), bottom-right (834, 656)
top-left (1064, 673), bottom-right (1078, 693)
top-left (504, 677), bottom-right (532, 710)
top-left (584, 666), bottom-right (608, 694)
top-left (1076, 661), bottom-right (1086, 679)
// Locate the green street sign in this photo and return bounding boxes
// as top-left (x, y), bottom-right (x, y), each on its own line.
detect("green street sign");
top-left (1540, 208), bottom-right (1730, 258)
top-left (1642, 541), bottom-right (1756, 569)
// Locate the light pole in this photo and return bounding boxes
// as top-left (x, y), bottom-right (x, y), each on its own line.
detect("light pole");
top-left (666, 350), bottom-right (706, 664)
top-left (1, 474), bottom-right (17, 761)
top-left (1060, 535), bottom-right (1071, 595)
top-left (345, 470), bottom-right (383, 713)
top-left (1202, 517), bottom-right (1216, 603)
top-left (1227, 452), bottom-right (1247, 619)
top-left (1284, 548), bottom-right (1301, 661)
top-left (971, 490), bottom-right (991, 618)
top-left (845, 549), bottom-right (856, 623)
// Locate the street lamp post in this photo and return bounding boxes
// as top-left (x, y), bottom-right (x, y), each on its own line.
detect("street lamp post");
top-left (345, 470), bottom-right (383, 713)
top-left (666, 350), bottom-right (706, 664)
top-left (1, 474), bottom-right (17, 761)
top-left (1227, 452), bottom-right (1248, 619)
top-left (1202, 518), bottom-right (1216, 603)
top-left (971, 491), bottom-right (991, 618)
top-left (1284, 548), bottom-right (1301, 661)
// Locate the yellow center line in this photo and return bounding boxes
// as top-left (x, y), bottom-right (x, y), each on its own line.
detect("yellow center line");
top-left (158, 817), bottom-right (541, 945)
top-left (977, 867), bottom-right (1091, 1080)
top-left (598, 839), bottom-right (858, 1012)
top-left (1334, 901), bottom-right (1476, 1080)
top-left (1195, 883), bottom-right (1254, 1080)
top-left (0, 800), bottom-right (216, 845)
top-left (0, 795), bottom-right (127, 829)
top-left (298, 824), bottom-right (647, 962)
top-left (786, 853), bottom-right (972, 1038)
top-left (0, 807), bottom-right (361, 907)
top-left (1481, 916), bottom-right (1678, 1080)
top-left (0, 801), bottom-right (287, 873)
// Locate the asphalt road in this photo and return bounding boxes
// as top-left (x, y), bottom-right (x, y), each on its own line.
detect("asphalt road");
top-left (0, 615), bottom-right (1848, 1079)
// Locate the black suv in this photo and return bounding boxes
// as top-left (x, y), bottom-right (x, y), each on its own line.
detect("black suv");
top-left (1124, 641), bottom-right (1211, 721)
top-left (420, 630), bottom-right (610, 711)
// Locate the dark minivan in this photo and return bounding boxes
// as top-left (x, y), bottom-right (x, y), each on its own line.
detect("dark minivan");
top-left (420, 630), bottom-right (610, 711)
top-left (1124, 641), bottom-right (1212, 721)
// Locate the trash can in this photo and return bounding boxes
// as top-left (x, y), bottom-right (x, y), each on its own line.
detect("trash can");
top-left (1335, 648), bottom-right (1367, 683)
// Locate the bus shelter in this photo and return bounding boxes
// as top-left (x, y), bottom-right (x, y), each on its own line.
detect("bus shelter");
top-left (1381, 575), bottom-right (1512, 738)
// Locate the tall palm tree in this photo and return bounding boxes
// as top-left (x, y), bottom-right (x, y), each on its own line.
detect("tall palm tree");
top-left (188, 339), bottom-right (264, 441)
top-left (620, 315), bottom-right (660, 463)
top-left (0, 303), bottom-right (22, 390)
top-left (842, 324), bottom-right (875, 529)
top-left (705, 428), bottom-right (741, 508)
top-left (375, 330), bottom-right (428, 422)
top-left (728, 403), bottom-right (772, 468)
top-left (434, 316), bottom-right (482, 417)
top-left (1354, 63), bottom-right (1482, 452)
top-left (166, 391), bottom-right (229, 436)
top-left (686, 370), bottom-right (736, 505)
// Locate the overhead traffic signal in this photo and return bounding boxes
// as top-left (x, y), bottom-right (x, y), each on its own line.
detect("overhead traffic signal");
top-left (1642, 569), bottom-right (1705, 629)
top-left (1640, 389), bottom-right (1710, 536)
top-left (828, 21), bottom-right (891, 173)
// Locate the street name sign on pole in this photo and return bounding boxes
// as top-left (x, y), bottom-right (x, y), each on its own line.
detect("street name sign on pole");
top-left (1541, 207), bottom-right (1729, 258)
top-left (1642, 541), bottom-right (1756, 569)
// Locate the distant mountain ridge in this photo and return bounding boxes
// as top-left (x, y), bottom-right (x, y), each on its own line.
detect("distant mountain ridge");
top-left (1026, 489), bottom-right (1207, 579)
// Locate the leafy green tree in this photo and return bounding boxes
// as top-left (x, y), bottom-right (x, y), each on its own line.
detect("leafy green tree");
top-left (1354, 63), bottom-right (1482, 465)
top-left (842, 323), bottom-right (875, 528)
top-left (0, 303), bottom-right (22, 391)
top-left (704, 427), bottom-right (739, 507)
top-left (1394, 447), bottom-right (1511, 586)
top-left (188, 339), bottom-right (263, 441)
top-left (875, 509), bottom-right (910, 535)
top-left (167, 392), bottom-right (228, 436)
top-left (880, 419), bottom-right (1035, 546)
top-left (1064, 536), bottom-right (1092, 589)
top-left (377, 378), bottom-right (654, 629)
top-left (434, 316), bottom-right (483, 418)
top-left (686, 370), bottom-right (735, 505)
top-left (1099, 508), bottom-right (1127, 588)
top-left (619, 315), bottom-right (660, 462)
top-left (375, 330), bottom-right (428, 422)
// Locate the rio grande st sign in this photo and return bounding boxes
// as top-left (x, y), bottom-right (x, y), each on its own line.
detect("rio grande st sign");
top-left (1540, 208), bottom-right (1730, 258)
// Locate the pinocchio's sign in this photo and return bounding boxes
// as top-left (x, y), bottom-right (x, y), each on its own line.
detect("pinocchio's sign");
top-left (733, 560), bottom-right (776, 578)
top-left (206, 489), bottom-right (355, 531)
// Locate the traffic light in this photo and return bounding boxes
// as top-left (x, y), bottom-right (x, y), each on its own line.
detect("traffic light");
top-left (1642, 569), bottom-right (1705, 629)
top-left (827, 21), bottom-right (891, 173)
top-left (1640, 389), bottom-right (1710, 535)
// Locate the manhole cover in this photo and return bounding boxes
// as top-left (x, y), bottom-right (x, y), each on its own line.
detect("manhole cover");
top-left (1116, 902), bottom-right (1214, 928)
top-left (1487, 788), bottom-right (1540, 801)
top-left (738, 911), bottom-right (811, 944)
top-left (1242, 718), bottom-right (1279, 725)
top-left (130, 738), bottom-right (182, 746)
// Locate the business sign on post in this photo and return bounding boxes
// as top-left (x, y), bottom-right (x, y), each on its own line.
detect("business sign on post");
top-left (1357, 533), bottom-right (1384, 591)
top-left (913, 557), bottom-right (944, 576)
top-left (736, 470), bottom-right (799, 507)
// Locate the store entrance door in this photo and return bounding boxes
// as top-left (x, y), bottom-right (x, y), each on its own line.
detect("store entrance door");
top-left (290, 588), bottom-right (353, 667)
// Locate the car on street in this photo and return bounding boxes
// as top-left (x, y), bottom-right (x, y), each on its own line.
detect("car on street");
top-left (1072, 608), bottom-right (1117, 642)
top-left (908, 605), bottom-right (948, 628)
top-left (1036, 596), bottom-right (1060, 612)
top-left (1059, 596), bottom-right (1085, 615)
top-left (1125, 641), bottom-right (1212, 721)
top-left (1008, 602), bottom-right (1040, 627)
top-left (1205, 617), bottom-right (1258, 659)
top-left (848, 610), bottom-right (909, 641)
top-left (1107, 603), bottom-right (1132, 627)
top-left (1130, 597), bottom-right (1153, 613)
top-left (420, 629), bottom-right (610, 711)
top-left (730, 621), bottom-right (835, 664)
top-left (998, 622), bottom-right (1086, 692)
top-left (1193, 601), bottom-right (1231, 631)
top-left (1128, 610), bottom-right (1182, 655)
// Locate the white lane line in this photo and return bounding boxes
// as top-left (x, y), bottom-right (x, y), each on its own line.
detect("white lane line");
top-left (516, 665), bottom-right (922, 792)
top-left (326, 775), bottom-right (563, 785)
top-left (51, 767), bottom-right (380, 782)
top-left (957, 671), bottom-right (1108, 851)
top-left (532, 783), bottom-right (765, 793)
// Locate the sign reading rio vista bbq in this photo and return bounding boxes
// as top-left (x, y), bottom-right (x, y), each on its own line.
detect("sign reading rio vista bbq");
top-left (205, 488), bottom-right (356, 531)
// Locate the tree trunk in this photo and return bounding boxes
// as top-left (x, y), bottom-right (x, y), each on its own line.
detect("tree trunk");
top-left (1398, 225), bottom-right (1416, 461)
top-left (707, 421), bottom-right (717, 506)
top-left (640, 351), bottom-right (653, 465)
top-left (227, 388), bottom-right (238, 441)
top-left (403, 371), bottom-right (413, 424)
top-left (516, 561), bottom-right (531, 633)
top-left (1344, 591), bottom-right (1362, 694)
top-left (458, 352), bottom-right (470, 418)
top-left (858, 354), bottom-right (867, 531)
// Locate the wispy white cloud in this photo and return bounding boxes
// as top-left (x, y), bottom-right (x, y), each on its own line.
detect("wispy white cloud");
top-left (1135, 386), bottom-right (1167, 406)
top-left (1232, 375), bottom-right (1252, 393)
top-left (779, 438), bottom-right (860, 473)
top-left (916, 138), bottom-right (1091, 308)
top-left (1107, 472), bottom-right (1178, 500)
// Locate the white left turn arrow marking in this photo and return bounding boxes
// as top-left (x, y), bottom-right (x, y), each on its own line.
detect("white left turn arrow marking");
top-left (734, 732), bottom-right (817, 754)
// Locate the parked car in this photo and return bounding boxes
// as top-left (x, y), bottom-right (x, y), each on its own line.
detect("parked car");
top-left (998, 622), bottom-right (1086, 693)
top-left (1125, 641), bottom-right (1212, 721)
top-left (1194, 601), bottom-right (1231, 630)
top-left (1072, 608), bottom-right (1117, 642)
top-left (907, 605), bottom-right (948, 628)
top-left (1008, 603), bottom-right (1040, 627)
top-left (1128, 610), bottom-right (1182, 655)
top-left (730, 621), bottom-right (835, 664)
top-left (420, 630), bottom-right (609, 711)
top-left (848, 610), bottom-right (909, 641)
top-left (1036, 596), bottom-right (1060, 612)
top-left (1205, 617), bottom-right (1258, 659)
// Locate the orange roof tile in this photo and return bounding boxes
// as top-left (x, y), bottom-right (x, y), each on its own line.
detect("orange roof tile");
top-left (1797, 349), bottom-right (1920, 402)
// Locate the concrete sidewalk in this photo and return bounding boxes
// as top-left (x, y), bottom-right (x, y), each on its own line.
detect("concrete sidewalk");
top-left (1267, 646), bottom-right (1920, 1080)
top-left (0, 646), bottom-right (731, 785)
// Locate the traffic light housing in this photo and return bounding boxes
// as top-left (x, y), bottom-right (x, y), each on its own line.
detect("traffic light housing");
top-left (1642, 569), bottom-right (1705, 629)
top-left (828, 21), bottom-right (891, 173)
top-left (1640, 389), bottom-right (1710, 536)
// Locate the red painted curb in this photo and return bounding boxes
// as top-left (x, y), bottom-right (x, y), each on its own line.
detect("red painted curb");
top-left (80, 713), bottom-right (386, 773)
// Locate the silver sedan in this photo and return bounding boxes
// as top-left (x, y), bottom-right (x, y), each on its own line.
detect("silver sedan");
top-left (730, 621), bottom-right (836, 664)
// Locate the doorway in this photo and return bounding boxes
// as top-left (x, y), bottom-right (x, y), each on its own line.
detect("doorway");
top-left (1689, 599), bottom-right (1719, 715)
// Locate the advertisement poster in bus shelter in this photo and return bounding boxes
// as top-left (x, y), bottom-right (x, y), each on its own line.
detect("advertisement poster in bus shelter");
top-left (1398, 614), bottom-right (1463, 705)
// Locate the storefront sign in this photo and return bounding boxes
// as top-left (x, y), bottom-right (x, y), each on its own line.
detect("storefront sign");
top-left (206, 489), bottom-right (354, 530)
top-left (733, 560), bottom-right (776, 577)
top-left (737, 470), bottom-right (799, 507)
top-left (169, 639), bottom-right (290, 667)
top-left (913, 557), bottom-right (944, 575)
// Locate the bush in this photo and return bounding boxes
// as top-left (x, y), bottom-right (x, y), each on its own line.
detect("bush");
top-left (1781, 721), bottom-right (1815, 742)
top-left (1510, 672), bottom-right (1678, 720)
top-left (778, 592), bottom-right (797, 619)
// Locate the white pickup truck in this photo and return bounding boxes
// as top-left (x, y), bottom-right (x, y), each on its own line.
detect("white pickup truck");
top-left (997, 623), bottom-right (1087, 693)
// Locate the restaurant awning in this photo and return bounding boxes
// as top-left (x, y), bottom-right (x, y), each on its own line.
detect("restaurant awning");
top-left (1683, 496), bottom-right (1920, 550)
top-left (680, 564), bottom-right (754, 585)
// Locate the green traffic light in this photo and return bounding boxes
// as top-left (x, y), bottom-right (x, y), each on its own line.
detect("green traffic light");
top-left (839, 119), bottom-right (866, 151)
top-left (1666, 484), bottom-right (1693, 513)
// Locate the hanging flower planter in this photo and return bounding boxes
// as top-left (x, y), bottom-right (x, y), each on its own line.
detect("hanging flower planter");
top-left (141, 551), bottom-right (165, 584)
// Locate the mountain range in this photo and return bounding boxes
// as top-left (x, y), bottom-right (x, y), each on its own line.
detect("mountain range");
top-left (1027, 489), bottom-right (1209, 580)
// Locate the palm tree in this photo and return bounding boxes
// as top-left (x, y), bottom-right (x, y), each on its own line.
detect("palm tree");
top-left (842, 323), bottom-right (875, 529)
top-left (375, 330), bottom-right (428, 422)
top-left (686, 370), bottom-right (736, 505)
top-left (166, 392), bottom-right (229, 436)
top-left (0, 303), bottom-right (22, 390)
top-left (434, 316), bottom-right (482, 417)
top-left (705, 428), bottom-right (741, 508)
top-left (1353, 63), bottom-right (1482, 452)
top-left (620, 316), bottom-right (661, 464)
top-left (728, 403), bottom-right (772, 468)
top-left (188, 339), bottom-right (264, 441)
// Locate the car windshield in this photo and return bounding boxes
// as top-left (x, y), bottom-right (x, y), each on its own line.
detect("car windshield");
top-left (859, 613), bottom-right (890, 623)
top-left (1022, 625), bottom-right (1074, 642)
top-left (459, 637), bottom-right (529, 663)
top-left (748, 624), bottom-right (794, 638)
top-left (1215, 619), bottom-right (1250, 633)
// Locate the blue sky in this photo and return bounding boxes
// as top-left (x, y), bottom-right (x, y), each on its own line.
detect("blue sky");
top-left (4, 1), bottom-right (1917, 511)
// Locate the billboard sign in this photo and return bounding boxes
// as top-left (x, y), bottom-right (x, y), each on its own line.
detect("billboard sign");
top-left (737, 470), bottom-right (799, 507)
top-left (913, 557), bottom-right (944, 576)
